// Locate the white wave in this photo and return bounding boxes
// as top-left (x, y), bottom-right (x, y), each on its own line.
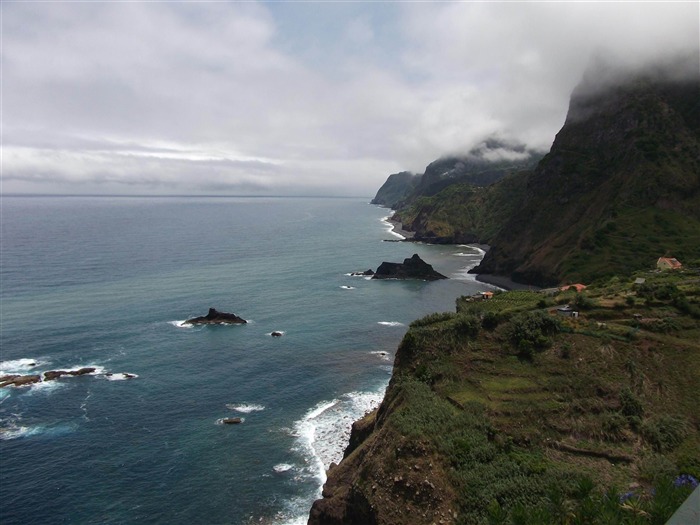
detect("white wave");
top-left (24, 380), bottom-right (66, 395)
top-left (169, 320), bottom-right (193, 328)
top-left (340, 285), bottom-right (355, 290)
top-left (0, 357), bottom-right (47, 375)
top-left (273, 463), bottom-right (294, 473)
top-left (270, 387), bottom-right (386, 524)
top-left (377, 321), bottom-right (405, 327)
top-left (369, 351), bottom-right (391, 361)
top-left (104, 372), bottom-right (139, 381)
top-left (0, 421), bottom-right (77, 440)
top-left (379, 215), bottom-right (406, 239)
top-left (226, 403), bottom-right (265, 413)
top-left (0, 424), bottom-right (43, 440)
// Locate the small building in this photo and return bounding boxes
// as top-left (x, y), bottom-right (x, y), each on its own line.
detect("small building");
top-left (556, 305), bottom-right (579, 318)
top-left (657, 257), bottom-right (682, 271)
top-left (479, 291), bottom-right (494, 300)
top-left (560, 283), bottom-right (587, 293)
top-left (633, 278), bottom-right (646, 285)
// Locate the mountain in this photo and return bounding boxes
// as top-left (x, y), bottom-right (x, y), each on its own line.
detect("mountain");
top-left (381, 57), bottom-right (700, 286)
top-left (371, 140), bottom-right (542, 211)
top-left (473, 59), bottom-right (700, 286)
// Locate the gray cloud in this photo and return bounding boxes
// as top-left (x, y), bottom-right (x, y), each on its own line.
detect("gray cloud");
top-left (2, 2), bottom-right (697, 196)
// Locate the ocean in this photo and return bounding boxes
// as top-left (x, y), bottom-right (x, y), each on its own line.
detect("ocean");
top-left (0, 196), bottom-right (495, 524)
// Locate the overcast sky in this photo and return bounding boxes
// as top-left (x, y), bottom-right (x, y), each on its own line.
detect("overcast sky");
top-left (2, 1), bottom-right (698, 196)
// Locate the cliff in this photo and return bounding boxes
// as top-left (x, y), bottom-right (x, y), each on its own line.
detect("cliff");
top-left (309, 272), bottom-right (700, 524)
top-left (473, 59), bottom-right (700, 286)
top-left (380, 57), bottom-right (700, 286)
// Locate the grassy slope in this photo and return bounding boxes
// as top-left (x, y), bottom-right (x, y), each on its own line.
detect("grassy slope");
top-left (310, 270), bottom-right (700, 525)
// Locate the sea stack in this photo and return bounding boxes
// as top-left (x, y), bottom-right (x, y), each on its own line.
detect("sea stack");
top-left (372, 254), bottom-right (447, 281)
top-left (183, 308), bottom-right (247, 325)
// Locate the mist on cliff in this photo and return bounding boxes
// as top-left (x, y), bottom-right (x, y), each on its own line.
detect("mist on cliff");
top-left (2, 1), bottom-right (698, 195)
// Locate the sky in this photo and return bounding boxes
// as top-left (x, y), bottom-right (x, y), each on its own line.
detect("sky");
top-left (2, 1), bottom-right (698, 197)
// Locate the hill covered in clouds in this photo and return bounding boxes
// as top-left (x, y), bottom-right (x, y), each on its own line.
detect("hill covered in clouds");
top-left (376, 55), bottom-right (700, 286)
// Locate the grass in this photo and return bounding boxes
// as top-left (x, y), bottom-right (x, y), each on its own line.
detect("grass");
top-left (370, 270), bottom-right (700, 523)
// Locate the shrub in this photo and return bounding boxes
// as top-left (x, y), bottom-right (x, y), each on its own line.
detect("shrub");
top-left (507, 311), bottom-right (561, 358)
top-left (482, 311), bottom-right (500, 331)
top-left (619, 388), bottom-right (644, 419)
top-left (642, 415), bottom-right (689, 452)
top-left (452, 314), bottom-right (481, 338)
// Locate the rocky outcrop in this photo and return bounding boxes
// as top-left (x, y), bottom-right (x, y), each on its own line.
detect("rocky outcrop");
top-left (221, 417), bottom-right (242, 424)
top-left (372, 254), bottom-right (447, 281)
top-left (351, 269), bottom-right (375, 276)
top-left (1, 367), bottom-right (97, 388)
top-left (0, 374), bottom-right (41, 388)
top-left (43, 367), bottom-right (96, 380)
top-left (184, 308), bottom-right (247, 325)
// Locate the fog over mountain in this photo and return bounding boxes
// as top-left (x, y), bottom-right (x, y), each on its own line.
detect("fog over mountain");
top-left (2, 2), bottom-right (698, 196)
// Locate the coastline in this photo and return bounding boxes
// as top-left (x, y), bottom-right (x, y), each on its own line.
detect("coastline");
top-left (387, 218), bottom-right (415, 240)
top-left (475, 273), bottom-right (541, 291)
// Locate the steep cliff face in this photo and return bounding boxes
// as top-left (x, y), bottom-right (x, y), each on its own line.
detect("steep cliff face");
top-left (371, 171), bottom-right (421, 209)
top-left (473, 62), bottom-right (700, 285)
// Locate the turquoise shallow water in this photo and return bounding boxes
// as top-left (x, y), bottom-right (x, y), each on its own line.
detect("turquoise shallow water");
top-left (0, 196), bottom-right (495, 524)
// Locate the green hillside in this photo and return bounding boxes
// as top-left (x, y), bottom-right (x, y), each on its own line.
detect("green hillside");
top-left (310, 271), bottom-right (700, 524)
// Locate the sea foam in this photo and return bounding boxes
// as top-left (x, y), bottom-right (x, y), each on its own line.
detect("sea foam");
top-left (377, 321), bottom-right (405, 327)
top-left (227, 403), bottom-right (265, 413)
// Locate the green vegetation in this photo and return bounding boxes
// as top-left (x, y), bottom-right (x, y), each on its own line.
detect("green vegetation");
top-left (319, 270), bottom-right (700, 524)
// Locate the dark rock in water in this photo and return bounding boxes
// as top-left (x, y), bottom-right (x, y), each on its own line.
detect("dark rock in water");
top-left (123, 373), bottom-right (137, 379)
top-left (271, 331), bottom-right (284, 337)
top-left (43, 367), bottom-right (96, 381)
top-left (372, 254), bottom-right (447, 281)
top-left (184, 308), bottom-right (247, 325)
top-left (351, 269), bottom-right (375, 276)
top-left (0, 374), bottom-right (42, 388)
top-left (222, 417), bottom-right (242, 424)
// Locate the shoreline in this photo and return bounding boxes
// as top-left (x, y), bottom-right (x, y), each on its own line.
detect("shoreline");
top-left (475, 273), bottom-right (541, 291)
top-left (384, 217), bottom-right (415, 240)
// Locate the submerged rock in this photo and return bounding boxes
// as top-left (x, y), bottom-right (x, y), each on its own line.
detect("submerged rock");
top-left (372, 254), bottom-right (447, 281)
top-left (184, 308), bottom-right (247, 325)
top-left (271, 331), bottom-right (284, 337)
top-left (221, 417), bottom-right (243, 425)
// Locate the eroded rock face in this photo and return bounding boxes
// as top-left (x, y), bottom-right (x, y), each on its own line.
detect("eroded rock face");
top-left (372, 254), bottom-right (447, 281)
top-left (184, 308), bottom-right (247, 325)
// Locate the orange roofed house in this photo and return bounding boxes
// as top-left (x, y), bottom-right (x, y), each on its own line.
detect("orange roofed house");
top-left (657, 257), bottom-right (682, 270)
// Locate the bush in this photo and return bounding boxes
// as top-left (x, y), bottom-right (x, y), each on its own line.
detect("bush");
top-left (452, 314), bottom-right (481, 338)
top-left (482, 311), bottom-right (501, 331)
top-left (642, 416), bottom-right (689, 452)
top-left (508, 311), bottom-right (561, 358)
top-left (619, 388), bottom-right (644, 419)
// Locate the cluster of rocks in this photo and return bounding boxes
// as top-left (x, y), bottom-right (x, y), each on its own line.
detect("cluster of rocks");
top-left (1, 367), bottom-right (101, 388)
top-left (0, 367), bottom-right (140, 388)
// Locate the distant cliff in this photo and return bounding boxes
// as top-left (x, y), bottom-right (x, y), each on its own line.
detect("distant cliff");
top-left (370, 171), bottom-right (420, 208)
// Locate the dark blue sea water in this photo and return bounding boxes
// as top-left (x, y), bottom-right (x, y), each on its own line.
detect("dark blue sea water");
top-left (0, 196), bottom-right (495, 524)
